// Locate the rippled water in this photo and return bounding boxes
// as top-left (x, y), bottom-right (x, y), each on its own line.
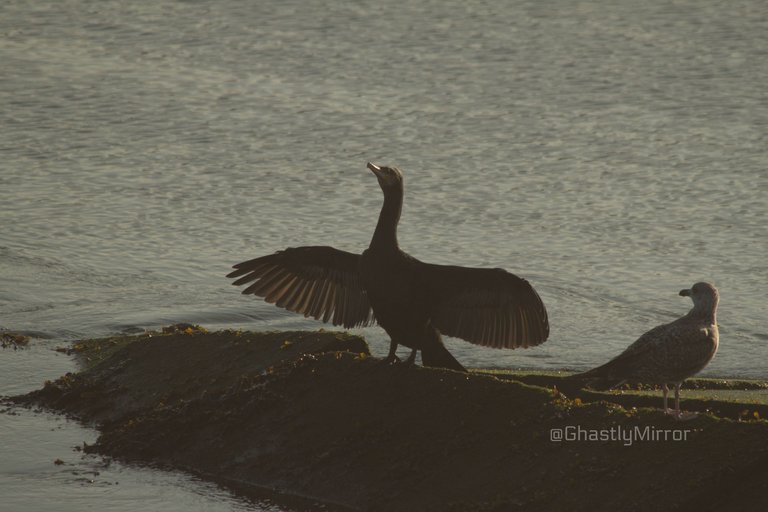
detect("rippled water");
top-left (0, 341), bottom-right (287, 512)
top-left (1, 0), bottom-right (767, 509)
top-left (0, 408), bottom-right (277, 512)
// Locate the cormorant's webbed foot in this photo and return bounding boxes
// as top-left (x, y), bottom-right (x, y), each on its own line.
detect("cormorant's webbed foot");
top-left (402, 349), bottom-right (417, 366)
top-left (380, 353), bottom-right (401, 365)
top-left (380, 340), bottom-right (400, 365)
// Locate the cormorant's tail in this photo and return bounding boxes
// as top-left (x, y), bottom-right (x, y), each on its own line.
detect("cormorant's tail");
top-left (421, 343), bottom-right (467, 373)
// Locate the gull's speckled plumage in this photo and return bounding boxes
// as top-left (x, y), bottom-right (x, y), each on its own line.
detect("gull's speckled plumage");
top-left (577, 282), bottom-right (720, 417)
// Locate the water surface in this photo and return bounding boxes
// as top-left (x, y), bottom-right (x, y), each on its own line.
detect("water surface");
top-left (1, 0), bottom-right (767, 509)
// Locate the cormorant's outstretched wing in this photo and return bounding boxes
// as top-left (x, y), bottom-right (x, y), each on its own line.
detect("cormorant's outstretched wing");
top-left (418, 263), bottom-right (549, 349)
top-left (227, 246), bottom-right (374, 328)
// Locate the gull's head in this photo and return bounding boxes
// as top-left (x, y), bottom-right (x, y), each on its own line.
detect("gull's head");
top-left (367, 162), bottom-right (403, 193)
top-left (679, 282), bottom-right (719, 312)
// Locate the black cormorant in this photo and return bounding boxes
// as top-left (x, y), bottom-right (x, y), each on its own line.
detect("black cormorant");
top-left (227, 163), bottom-right (550, 371)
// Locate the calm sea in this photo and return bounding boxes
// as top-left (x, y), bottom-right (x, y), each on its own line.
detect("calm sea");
top-left (1, 0), bottom-right (766, 510)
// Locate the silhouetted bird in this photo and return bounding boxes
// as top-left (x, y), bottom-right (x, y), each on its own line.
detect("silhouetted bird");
top-left (227, 163), bottom-right (549, 371)
top-left (575, 282), bottom-right (719, 418)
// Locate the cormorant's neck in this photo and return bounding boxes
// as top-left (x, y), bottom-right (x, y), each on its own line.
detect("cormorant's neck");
top-left (370, 186), bottom-right (403, 251)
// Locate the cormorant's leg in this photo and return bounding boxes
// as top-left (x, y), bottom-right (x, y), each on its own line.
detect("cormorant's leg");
top-left (380, 339), bottom-right (400, 364)
top-left (662, 383), bottom-right (672, 414)
top-left (403, 348), bottom-right (417, 366)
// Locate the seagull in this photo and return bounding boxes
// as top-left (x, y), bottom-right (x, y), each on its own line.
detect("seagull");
top-left (575, 282), bottom-right (719, 419)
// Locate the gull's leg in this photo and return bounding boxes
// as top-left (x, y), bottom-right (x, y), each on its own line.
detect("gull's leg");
top-left (403, 348), bottom-right (417, 366)
top-left (674, 382), bottom-right (699, 421)
top-left (381, 339), bottom-right (400, 364)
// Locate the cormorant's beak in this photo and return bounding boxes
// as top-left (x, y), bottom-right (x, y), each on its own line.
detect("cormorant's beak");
top-left (679, 289), bottom-right (691, 297)
top-left (367, 162), bottom-right (383, 178)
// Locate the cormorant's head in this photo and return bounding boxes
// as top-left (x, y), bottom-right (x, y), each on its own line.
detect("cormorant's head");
top-left (679, 282), bottom-right (719, 310)
top-left (367, 162), bottom-right (403, 193)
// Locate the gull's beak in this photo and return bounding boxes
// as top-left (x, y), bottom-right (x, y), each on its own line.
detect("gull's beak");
top-left (679, 288), bottom-right (691, 297)
top-left (367, 162), bottom-right (382, 177)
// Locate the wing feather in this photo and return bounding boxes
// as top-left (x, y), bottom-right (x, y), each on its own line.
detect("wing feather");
top-left (418, 262), bottom-right (549, 349)
top-left (265, 274), bottom-right (298, 303)
top-left (227, 246), bottom-right (374, 328)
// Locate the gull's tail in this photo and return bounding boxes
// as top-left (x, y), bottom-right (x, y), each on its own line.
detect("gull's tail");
top-left (567, 360), bottom-right (628, 391)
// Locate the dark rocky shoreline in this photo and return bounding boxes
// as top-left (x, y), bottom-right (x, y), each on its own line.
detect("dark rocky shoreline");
top-left (10, 328), bottom-right (768, 511)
